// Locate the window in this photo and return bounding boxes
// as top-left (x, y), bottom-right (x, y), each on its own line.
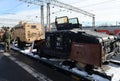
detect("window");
top-left (31, 25), bottom-right (36, 29)
top-left (69, 18), bottom-right (78, 24)
top-left (56, 16), bottom-right (68, 24)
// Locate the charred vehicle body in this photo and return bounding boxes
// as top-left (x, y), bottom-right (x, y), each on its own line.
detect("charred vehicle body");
top-left (37, 16), bottom-right (119, 72)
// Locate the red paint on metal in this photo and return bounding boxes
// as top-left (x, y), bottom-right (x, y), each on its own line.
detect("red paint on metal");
top-left (113, 30), bottom-right (120, 35)
top-left (96, 30), bottom-right (110, 35)
top-left (70, 42), bottom-right (102, 67)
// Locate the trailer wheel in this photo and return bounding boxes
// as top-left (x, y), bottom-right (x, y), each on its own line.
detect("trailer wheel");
top-left (17, 37), bottom-right (20, 48)
top-left (17, 37), bottom-right (24, 49)
top-left (37, 42), bottom-right (45, 57)
top-left (85, 64), bottom-right (94, 75)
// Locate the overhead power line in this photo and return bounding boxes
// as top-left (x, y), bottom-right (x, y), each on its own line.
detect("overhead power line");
top-left (19, 0), bottom-right (95, 17)
top-left (0, 2), bottom-right (24, 14)
top-left (19, 0), bottom-right (96, 27)
top-left (79, 0), bottom-right (116, 8)
top-left (0, 17), bottom-right (39, 23)
top-left (4, 2), bottom-right (23, 11)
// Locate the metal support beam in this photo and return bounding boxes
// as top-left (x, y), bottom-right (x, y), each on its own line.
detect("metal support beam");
top-left (41, 5), bottom-right (44, 30)
top-left (19, 0), bottom-right (95, 18)
top-left (46, 0), bottom-right (95, 17)
top-left (92, 16), bottom-right (95, 27)
top-left (47, 3), bottom-right (50, 31)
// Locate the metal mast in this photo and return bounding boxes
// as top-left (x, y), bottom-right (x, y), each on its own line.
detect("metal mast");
top-left (47, 3), bottom-right (50, 31)
top-left (41, 2), bottom-right (44, 31)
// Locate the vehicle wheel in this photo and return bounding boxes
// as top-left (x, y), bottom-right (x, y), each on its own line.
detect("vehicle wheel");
top-left (20, 41), bottom-right (25, 50)
top-left (76, 62), bottom-right (87, 70)
top-left (17, 38), bottom-right (23, 49)
top-left (37, 42), bottom-right (45, 57)
top-left (37, 48), bottom-right (44, 57)
top-left (85, 64), bottom-right (94, 75)
top-left (17, 37), bottom-right (20, 48)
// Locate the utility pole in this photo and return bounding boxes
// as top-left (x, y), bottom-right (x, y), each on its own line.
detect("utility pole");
top-left (47, 3), bottom-right (50, 31)
top-left (41, 4), bottom-right (44, 30)
top-left (92, 16), bottom-right (95, 27)
top-left (116, 21), bottom-right (118, 26)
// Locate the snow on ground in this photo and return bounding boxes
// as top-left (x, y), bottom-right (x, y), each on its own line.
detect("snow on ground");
top-left (105, 63), bottom-right (120, 81)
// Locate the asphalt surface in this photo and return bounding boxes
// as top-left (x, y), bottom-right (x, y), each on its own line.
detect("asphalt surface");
top-left (0, 44), bottom-right (39, 81)
top-left (9, 49), bottom-right (76, 81)
top-left (0, 44), bottom-right (76, 81)
top-left (0, 55), bottom-right (39, 81)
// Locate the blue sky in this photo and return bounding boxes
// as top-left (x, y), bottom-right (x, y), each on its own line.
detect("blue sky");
top-left (0, 0), bottom-right (120, 27)
top-left (0, 0), bottom-right (22, 14)
top-left (0, 0), bottom-right (39, 15)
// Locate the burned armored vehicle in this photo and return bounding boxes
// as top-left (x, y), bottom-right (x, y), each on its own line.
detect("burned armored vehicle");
top-left (11, 21), bottom-right (44, 48)
top-left (37, 16), bottom-right (119, 70)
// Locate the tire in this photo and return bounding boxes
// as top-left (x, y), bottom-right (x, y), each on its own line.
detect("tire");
top-left (17, 37), bottom-right (24, 49)
top-left (37, 42), bottom-right (45, 57)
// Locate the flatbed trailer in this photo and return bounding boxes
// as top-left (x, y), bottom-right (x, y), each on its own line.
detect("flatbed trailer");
top-left (10, 44), bottom-right (120, 81)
